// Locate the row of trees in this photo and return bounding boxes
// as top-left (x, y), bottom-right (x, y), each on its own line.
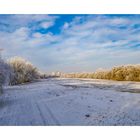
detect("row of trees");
top-left (0, 55), bottom-right (140, 94)
top-left (61, 65), bottom-right (140, 81)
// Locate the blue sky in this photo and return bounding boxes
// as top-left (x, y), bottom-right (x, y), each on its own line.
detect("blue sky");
top-left (0, 14), bottom-right (140, 72)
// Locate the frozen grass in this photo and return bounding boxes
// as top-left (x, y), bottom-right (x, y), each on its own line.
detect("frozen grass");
top-left (61, 64), bottom-right (140, 82)
top-left (8, 57), bottom-right (40, 85)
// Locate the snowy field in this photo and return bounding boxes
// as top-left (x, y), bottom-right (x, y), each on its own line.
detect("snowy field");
top-left (0, 78), bottom-right (140, 125)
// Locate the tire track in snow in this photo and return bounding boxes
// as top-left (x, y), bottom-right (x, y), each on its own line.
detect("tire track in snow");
top-left (36, 101), bottom-right (60, 125)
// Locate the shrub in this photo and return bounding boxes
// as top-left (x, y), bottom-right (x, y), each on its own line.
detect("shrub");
top-left (8, 57), bottom-right (40, 85)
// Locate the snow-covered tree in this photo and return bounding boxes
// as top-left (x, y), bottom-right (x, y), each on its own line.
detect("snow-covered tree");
top-left (8, 57), bottom-right (40, 85)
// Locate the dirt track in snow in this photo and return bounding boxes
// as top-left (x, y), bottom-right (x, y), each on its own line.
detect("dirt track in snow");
top-left (0, 78), bottom-right (140, 126)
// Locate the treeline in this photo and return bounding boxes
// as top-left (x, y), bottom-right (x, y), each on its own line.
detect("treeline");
top-left (61, 65), bottom-right (140, 81)
top-left (0, 55), bottom-right (140, 94)
top-left (0, 57), bottom-right (44, 94)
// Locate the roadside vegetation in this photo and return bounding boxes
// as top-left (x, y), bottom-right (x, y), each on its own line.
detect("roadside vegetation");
top-left (8, 57), bottom-right (40, 85)
top-left (0, 54), bottom-right (140, 95)
top-left (61, 65), bottom-right (140, 82)
top-left (0, 56), bottom-right (42, 94)
top-left (0, 56), bottom-right (12, 94)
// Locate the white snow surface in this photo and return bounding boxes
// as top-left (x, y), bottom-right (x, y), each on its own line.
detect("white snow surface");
top-left (0, 78), bottom-right (140, 125)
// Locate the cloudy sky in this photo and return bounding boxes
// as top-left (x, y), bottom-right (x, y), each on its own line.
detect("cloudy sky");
top-left (0, 14), bottom-right (140, 72)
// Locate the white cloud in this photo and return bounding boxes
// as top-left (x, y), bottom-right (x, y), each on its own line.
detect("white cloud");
top-left (110, 18), bottom-right (130, 25)
top-left (40, 21), bottom-right (54, 29)
top-left (32, 32), bottom-right (43, 38)
top-left (0, 14), bottom-right (58, 32)
top-left (63, 22), bottom-right (69, 29)
top-left (0, 15), bottom-right (140, 72)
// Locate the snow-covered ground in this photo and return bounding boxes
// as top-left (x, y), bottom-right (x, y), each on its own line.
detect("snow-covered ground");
top-left (0, 78), bottom-right (140, 125)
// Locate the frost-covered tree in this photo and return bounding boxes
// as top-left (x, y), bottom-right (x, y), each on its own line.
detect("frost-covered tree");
top-left (8, 57), bottom-right (40, 85)
top-left (0, 51), bottom-right (12, 94)
top-left (61, 64), bottom-right (140, 82)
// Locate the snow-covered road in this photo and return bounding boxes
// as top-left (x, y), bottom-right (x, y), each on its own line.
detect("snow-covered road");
top-left (0, 78), bottom-right (140, 125)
